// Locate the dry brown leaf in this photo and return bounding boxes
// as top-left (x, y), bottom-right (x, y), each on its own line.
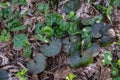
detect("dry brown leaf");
top-left (54, 66), bottom-right (71, 79)
top-left (0, 42), bottom-right (8, 49)
top-left (0, 52), bottom-right (8, 66)
top-left (32, 74), bottom-right (39, 80)
top-left (99, 67), bottom-right (111, 80)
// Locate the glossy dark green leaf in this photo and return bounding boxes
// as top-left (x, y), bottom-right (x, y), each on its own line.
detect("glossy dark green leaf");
top-left (27, 54), bottom-right (46, 74)
top-left (40, 38), bottom-right (62, 57)
top-left (69, 53), bottom-right (81, 68)
top-left (101, 35), bottom-right (114, 45)
top-left (92, 22), bottom-right (115, 45)
top-left (63, 0), bottom-right (81, 14)
top-left (87, 43), bottom-right (100, 57)
top-left (0, 69), bottom-right (9, 80)
top-left (69, 43), bottom-right (99, 68)
top-left (91, 22), bottom-right (103, 38)
top-left (69, 51), bottom-right (93, 68)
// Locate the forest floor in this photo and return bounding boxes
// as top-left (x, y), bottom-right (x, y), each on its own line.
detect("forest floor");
top-left (0, 0), bottom-right (120, 80)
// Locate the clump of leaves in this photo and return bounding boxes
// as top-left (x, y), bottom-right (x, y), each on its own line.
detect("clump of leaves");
top-left (27, 54), bottom-right (46, 74)
top-left (1, 7), bottom-right (26, 31)
top-left (111, 59), bottom-right (120, 79)
top-left (16, 68), bottom-right (27, 80)
top-left (0, 29), bottom-right (11, 42)
top-left (40, 38), bottom-right (62, 57)
top-left (91, 22), bottom-right (115, 46)
top-left (6, 15), bottom-right (26, 31)
top-left (69, 43), bottom-right (100, 68)
top-left (95, 4), bottom-right (113, 22)
top-left (102, 51), bottom-right (120, 79)
top-left (66, 73), bottom-right (76, 80)
top-left (41, 26), bottom-right (54, 37)
top-left (62, 35), bottom-right (81, 55)
top-left (14, 34), bottom-right (31, 57)
top-left (0, 69), bottom-right (9, 80)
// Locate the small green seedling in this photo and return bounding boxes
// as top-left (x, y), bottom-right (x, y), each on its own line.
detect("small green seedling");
top-left (117, 59), bottom-right (120, 66)
top-left (0, 29), bottom-right (11, 42)
top-left (103, 51), bottom-right (112, 65)
top-left (111, 67), bottom-right (118, 77)
top-left (66, 73), bottom-right (76, 80)
top-left (16, 68), bottom-right (27, 80)
top-left (41, 26), bottom-right (54, 37)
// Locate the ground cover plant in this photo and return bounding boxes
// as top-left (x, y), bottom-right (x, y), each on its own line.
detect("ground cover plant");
top-left (0, 0), bottom-right (120, 80)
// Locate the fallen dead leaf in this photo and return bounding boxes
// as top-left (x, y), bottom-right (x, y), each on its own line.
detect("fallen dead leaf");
top-left (0, 42), bottom-right (8, 49)
top-left (0, 52), bottom-right (8, 66)
top-left (54, 66), bottom-right (71, 79)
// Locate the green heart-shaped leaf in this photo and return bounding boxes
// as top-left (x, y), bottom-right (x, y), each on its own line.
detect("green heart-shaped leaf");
top-left (27, 54), bottom-right (46, 74)
top-left (40, 38), bottom-right (62, 57)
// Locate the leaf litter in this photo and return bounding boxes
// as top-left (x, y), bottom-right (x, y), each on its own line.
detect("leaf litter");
top-left (0, 0), bottom-right (120, 80)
